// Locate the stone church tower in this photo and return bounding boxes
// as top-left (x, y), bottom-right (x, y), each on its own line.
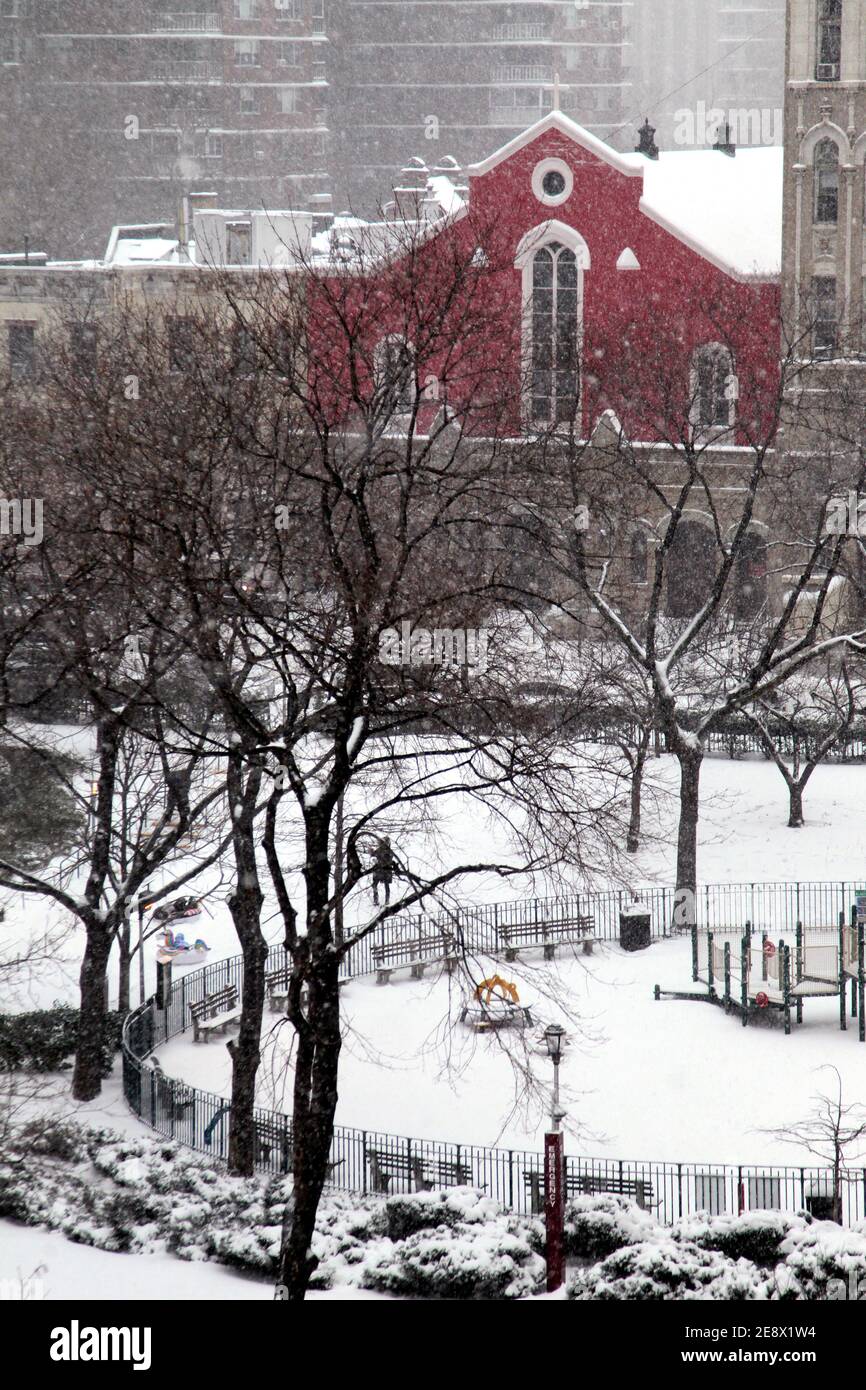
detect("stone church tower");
top-left (783, 1), bottom-right (866, 355)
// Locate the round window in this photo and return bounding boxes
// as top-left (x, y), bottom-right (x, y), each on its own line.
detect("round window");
top-left (531, 158), bottom-right (573, 206)
top-left (542, 169), bottom-right (566, 198)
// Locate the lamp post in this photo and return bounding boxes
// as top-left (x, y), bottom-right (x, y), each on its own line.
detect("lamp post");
top-left (543, 1023), bottom-right (566, 1293)
top-left (138, 887), bottom-right (152, 1008)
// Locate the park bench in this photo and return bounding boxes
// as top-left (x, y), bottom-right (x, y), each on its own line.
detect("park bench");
top-left (148, 1058), bottom-right (195, 1120)
top-left (460, 999), bottom-right (533, 1030)
top-left (265, 965), bottom-right (346, 1012)
top-left (371, 933), bottom-right (458, 985)
top-left (523, 1169), bottom-right (654, 1213)
top-left (252, 1115), bottom-right (345, 1180)
top-left (495, 915), bottom-right (596, 962)
top-left (189, 983), bottom-right (241, 1043)
top-left (367, 1149), bottom-right (472, 1194)
top-left (266, 964), bottom-right (291, 1013)
top-left (253, 1115), bottom-right (293, 1172)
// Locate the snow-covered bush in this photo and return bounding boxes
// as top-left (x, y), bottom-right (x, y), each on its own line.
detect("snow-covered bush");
top-left (770, 1220), bottom-right (866, 1300)
top-left (675, 1210), bottom-right (798, 1265)
top-left (6, 1117), bottom-right (866, 1300)
top-left (362, 1221), bottom-right (545, 1300)
top-left (564, 1195), bottom-right (658, 1259)
top-left (384, 1187), bottom-right (522, 1241)
top-left (568, 1239), bottom-right (765, 1300)
top-left (0, 1008), bottom-right (122, 1074)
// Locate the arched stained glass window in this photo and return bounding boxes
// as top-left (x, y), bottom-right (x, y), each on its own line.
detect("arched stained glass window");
top-left (693, 343), bottom-right (735, 431)
top-left (531, 242), bottom-right (579, 423)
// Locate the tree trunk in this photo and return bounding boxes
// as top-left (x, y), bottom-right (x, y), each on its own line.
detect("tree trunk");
top-left (117, 919), bottom-right (131, 1016)
top-left (227, 927), bottom-right (267, 1176)
top-left (626, 726), bottom-right (651, 853)
top-left (788, 782), bottom-right (805, 829)
top-left (279, 816), bottom-right (341, 1301)
top-left (674, 746), bottom-right (703, 913)
top-left (278, 953), bottom-right (341, 1302)
top-left (72, 921), bottom-right (112, 1101)
top-left (225, 762), bottom-right (266, 1177)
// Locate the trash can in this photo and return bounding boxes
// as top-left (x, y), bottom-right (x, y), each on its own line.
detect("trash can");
top-left (619, 904), bottom-right (651, 952)
top-left (805, 1193), bottom-right (838, 1222)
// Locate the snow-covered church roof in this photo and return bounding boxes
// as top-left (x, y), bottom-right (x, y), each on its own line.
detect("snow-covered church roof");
top-left (467, 111), bottom-right (783, 283)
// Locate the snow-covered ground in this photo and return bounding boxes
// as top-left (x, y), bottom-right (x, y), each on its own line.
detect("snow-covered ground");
top-left (6, 747), bottom-right (866, 1016)
top-left (8, 748), bottom-right (866, 1216)
top-left (155, 933), bottom-right (862, 1167)
top-left (0, 1221), bottom-right (389, 1301)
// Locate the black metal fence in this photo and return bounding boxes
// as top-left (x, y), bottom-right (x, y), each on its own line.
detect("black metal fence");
top-left (362, 879), bottom-right (866, 953)
top-left (121, 880), bottom-right (866, 1225)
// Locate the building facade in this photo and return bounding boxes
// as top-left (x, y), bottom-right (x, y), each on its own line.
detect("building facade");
top-left (632, 0), bottom-right (786, 152)
top-left (781, 0), bottom-right (866, 357)
top-left (0, 0), bottom-right (330, 259)
top-left (328, 0), bottom-right (632, 212)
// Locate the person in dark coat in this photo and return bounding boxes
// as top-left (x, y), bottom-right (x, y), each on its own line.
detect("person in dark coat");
top-left (372, 835), bottom-right (396, 905)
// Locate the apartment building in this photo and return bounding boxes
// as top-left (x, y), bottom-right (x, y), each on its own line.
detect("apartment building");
top-left (631, 0), bottom-right (785, 151)
top-left (328, 0), bottom-right (631, 212)
top-left (0, 0), bottom-right (330, 258)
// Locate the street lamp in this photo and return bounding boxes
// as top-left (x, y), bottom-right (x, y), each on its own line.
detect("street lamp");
top-left (542, 1023), bottom-right (567, 1293)
top-left (543, 1023), bottom-right (566, 1128)
top-left (137, 887), bottom-right (152, 1008)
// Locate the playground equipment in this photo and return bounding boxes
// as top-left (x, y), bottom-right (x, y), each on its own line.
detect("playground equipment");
top-left (655, 908), bottom-right (866, 1038)
top-left (460, 975), bottom-right (533, 1031)
top-left (150, 896), bottom-right (203, 925)
top-left (156, 927), bottom-right (211, 966)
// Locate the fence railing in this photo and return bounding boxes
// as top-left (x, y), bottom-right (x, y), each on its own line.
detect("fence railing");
top-left (122, 881), bottom-right (866, 1225)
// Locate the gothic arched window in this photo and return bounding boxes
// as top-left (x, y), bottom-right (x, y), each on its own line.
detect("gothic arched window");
top-left (373, 335), bottom-right (416, 420)
top-left (667, 520), bottom-right (716, 619)
top-left (630, 529), bottom-right (649, 584)
top-left (816, 0), bottom-right (842, 81)
top-left (814, 138), bottom-right (840, 224)
top-left (692, 343), bottom-right (735, 431)
top-left (531, 242), bottom-right (579, 423)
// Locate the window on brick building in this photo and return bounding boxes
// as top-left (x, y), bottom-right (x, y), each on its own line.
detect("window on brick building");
top-left (194, 130), bottom-right (223, 158)
top-left (531, 242), bottom-right (579, 423)
top-left (692, 344), bottom-right (735, 431)
top-left (7, 323), bottom-right (36, 380)
top-left (234, 39), bottom-right (260, 66)
top-left (166, 316), bottom-right (195, 374)
top-left (227, 221), bottom-right (252, 265)
top-left (816, 0), bottom-right (842, 81)
top-left (812, 276), bottom-right (838, 357)
top-left (1, 35), bottom-right (22, 63)
top-left (239, 86), bottom-right (258, 115)
top-left (231, 322), bottom-right (257, 375)
top-left (813, 138), bottom-right (839, 224)
top-left (70, 322), bottom-right (98, 375)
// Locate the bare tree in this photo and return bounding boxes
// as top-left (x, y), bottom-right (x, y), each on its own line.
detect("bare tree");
top-left (762, 1067), bottom-right (866, 1224)
top-left (508, 301), bottom-right (866, 917)
top-left (32, 217), bottom-right (634, 1299)
top-left (745, 660), bottom-right (858, 828)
